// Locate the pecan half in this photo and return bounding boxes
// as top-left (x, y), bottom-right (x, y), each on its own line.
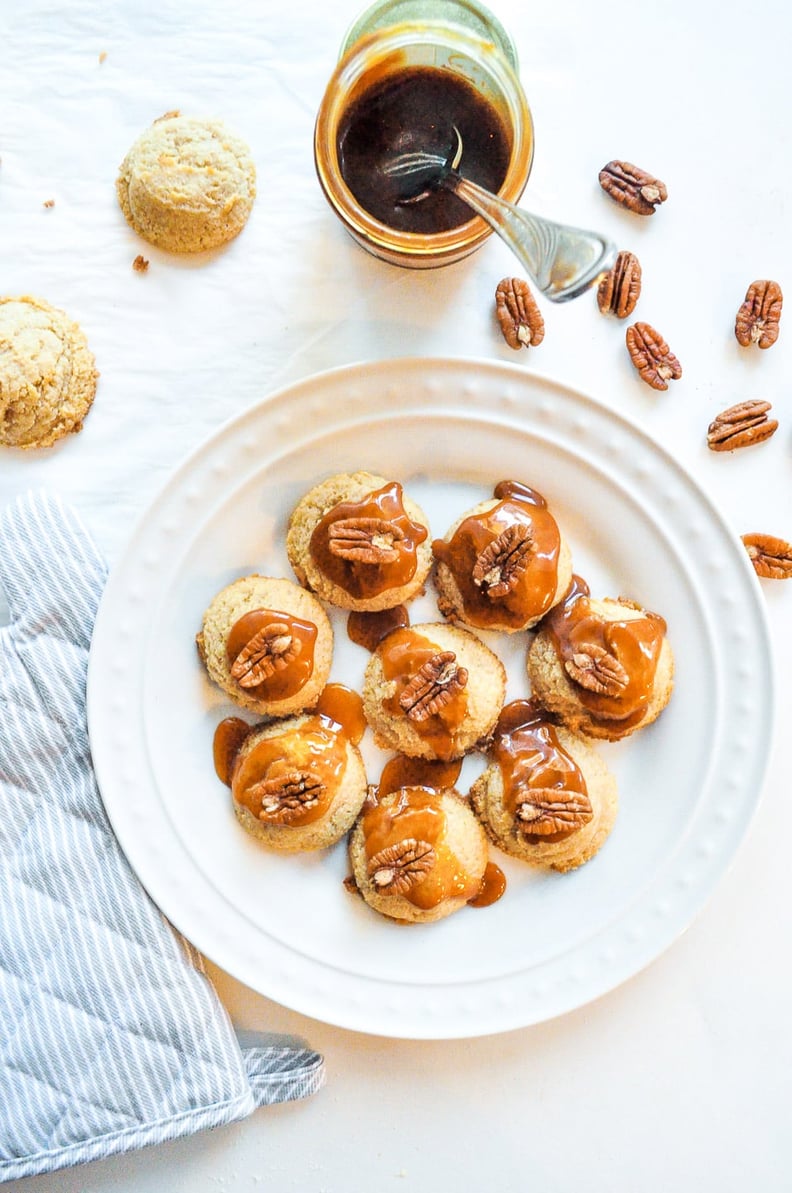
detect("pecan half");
top-left (250, 770), bottom-right (325, 824)
top-left (472, 524), bottom-right (534, 599)
top-left (328, 516), bottom-right (405, 564)
top-left (706, 400), bottom-right (778, 451)
top-left (230, 622), bottom-right (299, 687)
top-left (598, 160), bottom-right (667, 215)
top-left (564, 644), bottom-right (629, 696)
top-left (399, 651), bottom-right (468, 721)
top-left (368, 838), bottom-right (436, 895)
top-left (741, 533), bottom-right (792, 580)
top-left (735, 280), bottom-right (783, 349)
top-left (596, 250), bottom-right (642, 318)
top-left (495, 277), bottom-right (545, 350)
top-left (626, 322), bottom-right (682, 390)
top-left (515, 787), bottom-right (593, 837)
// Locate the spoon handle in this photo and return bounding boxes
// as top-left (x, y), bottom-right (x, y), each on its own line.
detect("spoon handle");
top-left (450, 175), bottom-right (618, 302)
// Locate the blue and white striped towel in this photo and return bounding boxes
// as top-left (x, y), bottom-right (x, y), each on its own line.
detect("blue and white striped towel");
top-left (0, 491), bottom-right (325, 1183)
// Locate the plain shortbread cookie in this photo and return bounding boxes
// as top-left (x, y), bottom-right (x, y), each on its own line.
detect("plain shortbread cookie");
top-left (0, 295), bottom-right (98, 449)
top-left (116, 112), bottom-right (256, 253)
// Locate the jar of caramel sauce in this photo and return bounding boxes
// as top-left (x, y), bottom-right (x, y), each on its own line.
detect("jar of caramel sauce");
top-left (314, 1), bottom-right (533, 267)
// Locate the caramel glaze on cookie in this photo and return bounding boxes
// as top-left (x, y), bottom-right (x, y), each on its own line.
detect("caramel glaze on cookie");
top-left (348, 785), bottom-right (490, 923)
top-left (225, 608), bottom-right (318, 702)
top-left (491, 699), bottom-right (591, 840)
top-left (309, 480), bottom-right (428, 601)
top-left (215, 692), bottom-right (368, 853)
top-left (196, 575), bottom-right (333, 718)
top-left (286, 471), bottom-right (433, 613)
top-left (469, 698), bottom-right (618, 872)
top-left (362, 621), bottom-right (506, 761)
top-left (527, 575), bottom-right (673, 740)
top-left (432, 481), bottom-right (571, 632)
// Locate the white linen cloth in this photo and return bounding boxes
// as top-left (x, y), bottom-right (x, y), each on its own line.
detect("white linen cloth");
top-left (0, 490), bottom-right (325, 1183)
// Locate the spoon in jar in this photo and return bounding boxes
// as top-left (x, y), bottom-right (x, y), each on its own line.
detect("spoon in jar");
top-left (381, 126), bottom-right (617, 302)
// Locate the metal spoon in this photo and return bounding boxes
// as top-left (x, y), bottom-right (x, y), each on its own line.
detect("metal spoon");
top-left (382, 126), bottom-right (617, 302)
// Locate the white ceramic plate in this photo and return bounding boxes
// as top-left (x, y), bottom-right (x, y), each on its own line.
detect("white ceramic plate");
top-left (87, 358), bottom-right (773, 1039)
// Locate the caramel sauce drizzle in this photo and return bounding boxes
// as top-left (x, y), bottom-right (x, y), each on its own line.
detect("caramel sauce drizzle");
top-left (213, 716), bottom-right (253, 787)
top-left (377, 754), bottom-right (462, 798)
top-left (309, 481), bottom-right (427, 598)
top-left (361, 787), bottom-right (481, 911)
top-left (379, 627), bottom-right (468, 759)
top-left (226, 608), bottom-right (317, 700)
top-left (432, 480), bottom-right (561, 629)
top-left (544, 576), bottom-right (666, 729)
top-left (490, 699), bottom-right (588, 844)
top-left (228, 714), bottom-right (348, 826)
top-left (347, 604), bottom-right (409, 651)
top-left (316, 682), bottom-right (367, 744)
top-left (468, 861), bottom-right (507, 908)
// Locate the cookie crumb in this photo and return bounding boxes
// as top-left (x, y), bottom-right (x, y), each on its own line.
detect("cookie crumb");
top-left (43, 199), bottom-right (55, 208)
top-left (98, 50), bottom-right (107, 63)
top-left (132, 254), bottom-right (149, 273)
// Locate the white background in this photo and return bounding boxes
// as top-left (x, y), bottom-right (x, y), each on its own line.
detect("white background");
top-left (1, 0), bottom-right (790, 1189)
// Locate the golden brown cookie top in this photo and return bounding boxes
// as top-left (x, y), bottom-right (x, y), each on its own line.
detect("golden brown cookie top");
top-left (286, 471), bottom-right (433, 613)
top-left (0, 295), bottom-right (98, 449)
top-left (116, 113), bottom-right (256, 253)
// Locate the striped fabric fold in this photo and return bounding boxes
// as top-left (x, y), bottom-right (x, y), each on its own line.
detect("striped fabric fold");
top-left (0, 491), bottom-right (325, 1184)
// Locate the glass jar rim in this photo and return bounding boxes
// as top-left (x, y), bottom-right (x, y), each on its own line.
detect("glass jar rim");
top-left (339, 0), bottom-right (519, 69)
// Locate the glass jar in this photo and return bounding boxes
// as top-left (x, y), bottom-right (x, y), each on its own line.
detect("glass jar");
top-left (314, 0), bottom-right (533, 268)
top-left (339, 0), bottom-right (519, 68)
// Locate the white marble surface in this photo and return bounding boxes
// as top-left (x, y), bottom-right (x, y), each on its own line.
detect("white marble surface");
top-left (2, 0), bottom-right (790, 1189)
